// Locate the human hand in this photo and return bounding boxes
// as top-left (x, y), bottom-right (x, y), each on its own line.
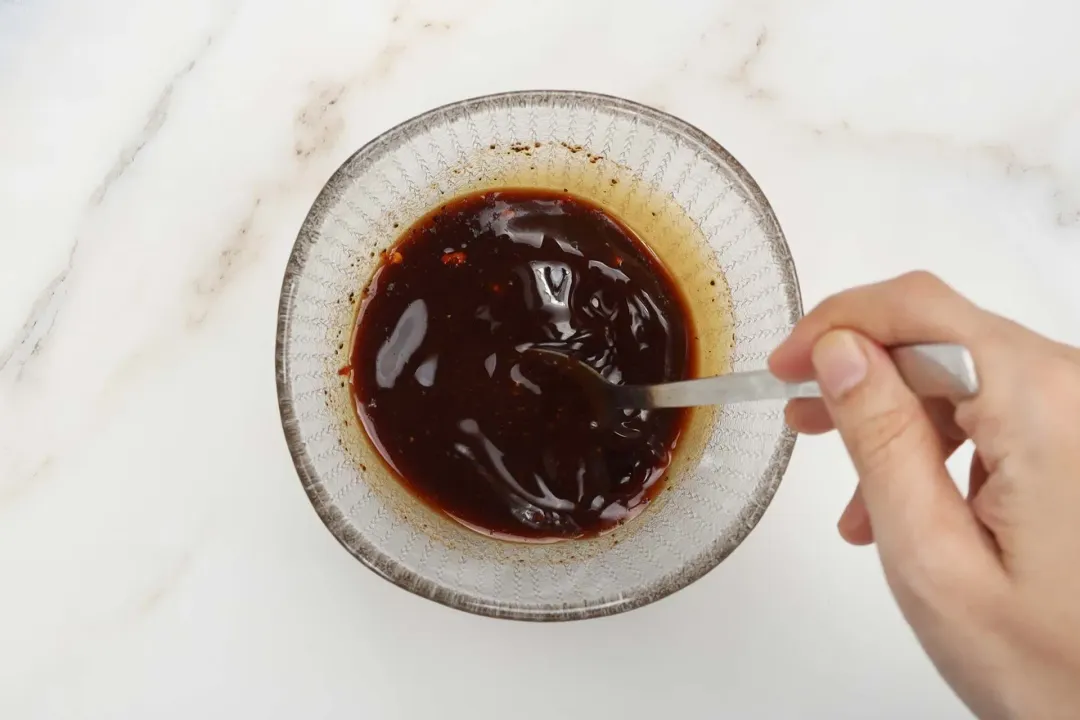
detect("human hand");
top-left (769, 272), bottom-right (1080, 720)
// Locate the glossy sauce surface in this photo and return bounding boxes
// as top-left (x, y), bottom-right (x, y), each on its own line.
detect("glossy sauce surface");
top-left (351, 189), bottom-right (694, 540)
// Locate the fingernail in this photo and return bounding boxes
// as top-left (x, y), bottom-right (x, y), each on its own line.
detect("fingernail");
top-left (812, 331), bottom-right (867, 398)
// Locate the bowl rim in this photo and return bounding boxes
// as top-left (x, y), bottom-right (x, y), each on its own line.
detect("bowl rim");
top-left (276, 89), bottom-right (802, 621)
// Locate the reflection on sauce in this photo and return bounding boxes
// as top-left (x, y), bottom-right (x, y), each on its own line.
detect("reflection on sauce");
top-left (351, 189), bottom-right (694, 541)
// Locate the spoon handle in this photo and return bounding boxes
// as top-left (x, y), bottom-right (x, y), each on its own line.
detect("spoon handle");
top-left (643, 343), bottom-right (979, 407)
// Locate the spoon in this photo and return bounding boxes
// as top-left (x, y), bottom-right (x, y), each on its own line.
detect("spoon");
top-left (524, 343), bottom-right (979, 410)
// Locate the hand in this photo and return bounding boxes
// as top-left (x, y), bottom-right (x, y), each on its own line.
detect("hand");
top-left (769, 272), bottom-right (1080, 720)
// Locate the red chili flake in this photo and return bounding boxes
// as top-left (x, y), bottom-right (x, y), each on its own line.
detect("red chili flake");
top-left (441, 251), bottom-right (467, 266)
top-left (613, 256), bottom-right (624, 267)
top-left (337, 365), bottom-right (352, 377)
top-left (389, 251), bottom-right (404, 264)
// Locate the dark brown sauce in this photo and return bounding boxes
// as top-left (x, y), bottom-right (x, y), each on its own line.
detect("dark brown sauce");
top-left (350, 189), bottom-right (695, 541)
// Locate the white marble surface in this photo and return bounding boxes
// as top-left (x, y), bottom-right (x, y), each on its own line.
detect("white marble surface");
top-left (2, 0), bottom-right (1079, 717)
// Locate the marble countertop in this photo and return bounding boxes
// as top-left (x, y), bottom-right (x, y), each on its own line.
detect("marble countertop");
top-left (3, 0), bottom-right (1079, 717)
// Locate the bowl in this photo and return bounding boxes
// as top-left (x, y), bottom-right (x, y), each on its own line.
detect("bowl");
top-left (276, 91), bottom-right (801, 620)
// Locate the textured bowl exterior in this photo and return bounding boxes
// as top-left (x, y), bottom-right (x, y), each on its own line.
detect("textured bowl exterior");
top-left (276, 91), bottom-right (802, 620)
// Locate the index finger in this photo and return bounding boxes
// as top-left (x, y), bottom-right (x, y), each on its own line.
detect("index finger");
top-left (770, 271), bottom-right (991, 381)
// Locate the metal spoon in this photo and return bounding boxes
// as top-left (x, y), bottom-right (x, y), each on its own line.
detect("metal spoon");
top-left (524, 343), bottom-right (979, 410)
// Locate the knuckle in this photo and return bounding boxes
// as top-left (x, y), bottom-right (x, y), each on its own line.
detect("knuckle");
top-left (955, 400), bottom-right (1004, 447)
top-left (1027, 356), bottom-right (1080, 428)
top-left (1045, 355), bottom-right (1080, 394)
top-left (897, 270), bottom-right (948, 296)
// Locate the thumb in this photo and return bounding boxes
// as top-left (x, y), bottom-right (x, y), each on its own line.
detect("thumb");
top-left (811, 330), bottom-right (998, 591)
